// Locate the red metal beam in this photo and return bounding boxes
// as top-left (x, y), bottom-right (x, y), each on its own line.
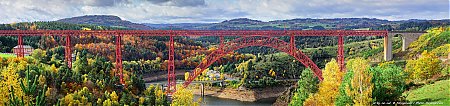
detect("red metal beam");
top-left (115, 34), bottom-right (124, 85)
top-left (289, 34), bottom-right (295, 53)
top-left (17, 35), bottom-right (24, 58)
top-left (167, 34), bottom-right (176, 94)
top-left (338, 35), bottom-right (345, 71)
top-left (0, 30), bottom-right (387, 36)
top-left (65, 35), bottom-right (72, 68)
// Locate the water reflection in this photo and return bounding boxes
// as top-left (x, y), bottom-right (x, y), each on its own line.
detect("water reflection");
top-left (194, 95), bottom-right (276, 106)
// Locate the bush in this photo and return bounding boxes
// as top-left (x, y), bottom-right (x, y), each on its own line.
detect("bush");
top-left (442, 65), bottom-right (450, 76)
top-left (430, 44), bottom-right (450, 57)
top-left (408, 27), bottom-right (450, 58)
top-left (61, 87), bottom-right (94, 105)
top-left (303, 59), bottom-right (344, 105)
top-left (405, 51), bottom-right (441, 81)
top-left (335, 70), bottom-right (353, 106)
top-left (289, 68), bottom-right (319, 106)
top-left (171, 85), bottom-right (200, 106)
top-left (371, 63), bottom-right (407, 102)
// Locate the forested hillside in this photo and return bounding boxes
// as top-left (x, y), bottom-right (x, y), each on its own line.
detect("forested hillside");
top-left (288, 26), bottom-right (449, 106)
top-left (145, 18), bottom-right (450, 31)
top-left (57, 15), bottom-right (154, 30)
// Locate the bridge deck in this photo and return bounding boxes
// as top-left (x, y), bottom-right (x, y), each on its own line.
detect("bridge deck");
top-left (0, 30), bottom-right (388, 36)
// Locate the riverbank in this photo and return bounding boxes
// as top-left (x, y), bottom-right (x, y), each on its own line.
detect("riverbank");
top-left (190, 85), bottom-right (288, 102)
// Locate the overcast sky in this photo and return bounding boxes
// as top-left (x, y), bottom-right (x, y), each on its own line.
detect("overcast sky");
top-left (0, 0), bottom-right (448, 24)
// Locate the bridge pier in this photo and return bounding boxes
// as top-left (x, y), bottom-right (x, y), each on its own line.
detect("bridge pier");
top-left (201, 83), bottom-right (205, 97)
top-left (115, 35), bottom-right (124, 84)
top-left (65, 35), bottom-right (72, 68)
top-left (386, 31), bottom-right (425, 60)
top-left (384, 34), bottom-right (392, 61)
top-left (338, 35), bottom-right (345, 71)
top-left (16, 35), bottom-right (24, 58)
top-left (167, 34), bottom-right (176, 94)
top-left (401, 33), bottom-right (423, 51)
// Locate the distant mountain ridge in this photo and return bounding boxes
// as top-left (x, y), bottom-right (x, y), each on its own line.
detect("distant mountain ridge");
top-left (145, 18), bottom-right (450, 30)
top-left (57, 15), bottom-right (154, 30)
top-left (56, 15), bottom-right (449, 31)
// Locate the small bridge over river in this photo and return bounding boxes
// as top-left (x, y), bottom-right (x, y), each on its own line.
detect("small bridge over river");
top-left (146, 79), bottom-right (301, 96)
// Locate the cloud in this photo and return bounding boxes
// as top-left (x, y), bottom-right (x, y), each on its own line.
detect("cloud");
top-left (0, 0), bottom-right (447, 24)
top-left (81, 0), bottom-right (127, 7)
top-left (146, 0), bottom-right (206, 7)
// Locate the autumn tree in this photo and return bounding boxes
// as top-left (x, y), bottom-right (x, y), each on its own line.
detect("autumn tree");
top-left (31, 49), bottom-right (47, 63)
top-left (405, 50), bottom-right (442, 81)
top-left (289, 68), bottom-right (319, 106)
top-left (303, 59), bottom-right (344, 105)
top-left (335, 69), bottom-right (354, 106)
top-left (371, 62), bottom-right (406, 102)
top-left (73, 50), bottom-right (90, 74)
top-left (347, 58), bottom-right (373, 105)
top-left (61, 87), bottom-right (94, 105)
top-left (235, 59), bottom-right (252, 87)
top-left (171, 85), bottom-right (200, 106)
top-left (0, 62), bottom-right (25, 105)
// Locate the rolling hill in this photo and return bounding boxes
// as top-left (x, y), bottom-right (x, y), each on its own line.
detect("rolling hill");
top-left (57, 15), bottom-right (154, 30)
top-left (144, 18), bottom-right (450, 31)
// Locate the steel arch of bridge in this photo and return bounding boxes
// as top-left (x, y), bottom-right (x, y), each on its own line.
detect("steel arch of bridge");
top-left (184, 35), bottom-right (323, 87)
top-left (0, 30), bottom-right (388, 94)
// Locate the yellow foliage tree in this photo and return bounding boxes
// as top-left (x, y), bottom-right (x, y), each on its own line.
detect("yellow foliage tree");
top-left (185, 72), bottom-right (190, 81)
top-left (405, 50), bottom-right (442, 81)
top-left (171, 85), bottom-right (200, 106)
top-left (269, 69), bottom-right (276, 77)
top-left (61, 87), bottom-right (93, 105)
top-left (347, 58), bottom-right (373, 105)
top-left (0, 58), bottom-right (30, 104)
top-left (50, 64), bottom-right (58, 73)
top-left (110, 91), bottom-right (119, 102)
top-left (0, 64), bottom-right (25, 105)
top-left (220, 73), bottom-right (224, 80)
top-left (304, 59), bottom-right (344, 105)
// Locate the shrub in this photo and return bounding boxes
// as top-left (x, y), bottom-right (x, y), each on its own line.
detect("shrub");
top-left (408, 27), bottom-right (450, 58)
top-left (303, 59), bottom-right (344, 105)
top-left (335, 70), bottom-right (353, 106)
top-left (370, 63), bottom-right (407, 102)
top-left (289, 68), bottom-right (319, 106)
top-left (405, 51), bottom-right (441, 81)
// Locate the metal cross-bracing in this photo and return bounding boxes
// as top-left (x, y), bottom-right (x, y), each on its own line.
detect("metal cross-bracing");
top-left (167, 34), bottom-right (176, 94)
top-left (0, 30), bottom-right (388, 94)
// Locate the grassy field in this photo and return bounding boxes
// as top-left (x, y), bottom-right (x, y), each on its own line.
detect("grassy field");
top-left (403, 79), bottom-right (450, 106)
top-left (0, 53), bottom-right (17, 58)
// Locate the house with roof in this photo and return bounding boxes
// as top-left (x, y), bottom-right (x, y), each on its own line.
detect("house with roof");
top-left (13, 45), bottom-right (34, 56)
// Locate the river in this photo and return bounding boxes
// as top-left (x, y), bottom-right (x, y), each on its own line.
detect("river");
top-left (194, 95), bottom-right (276, 106)
top-left (145, 83), bottom-right (276, 106)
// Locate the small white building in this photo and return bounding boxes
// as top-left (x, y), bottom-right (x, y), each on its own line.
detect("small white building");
top-left (206, 70), bottom-right (221, 79)
top-left (13, 45), bottom-right (34, 56)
